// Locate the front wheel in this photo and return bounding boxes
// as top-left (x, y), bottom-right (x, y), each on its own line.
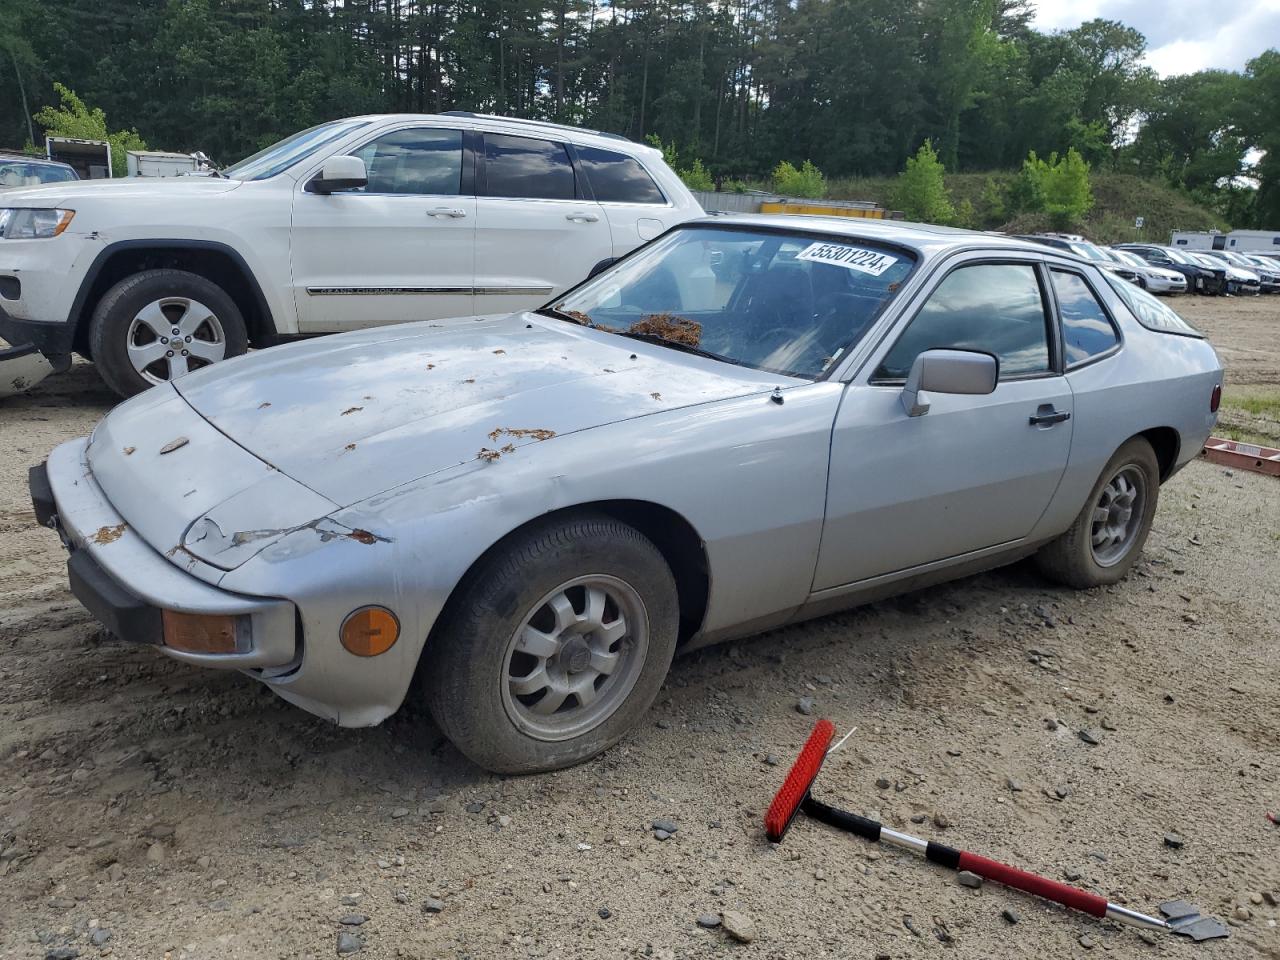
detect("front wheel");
top-left (1035, 438), bottom-right (1161, 589)
top-left (424, 513), bottom-right (679, 774)
top-left (89, 269), bottom-right (248, 397)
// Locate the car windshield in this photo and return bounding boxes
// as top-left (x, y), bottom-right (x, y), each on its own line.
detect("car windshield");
top-left (1110, 250), bottom-right (1145, 269)
top-left (548, 225), bottom-right (916, 379)
top-left (1157, 247), bottom-right (1192, 265)
top-left (223, 120), bottom-right (371, 181)
top-left (1068, 241), bottom-right (1114, 263)
top-left (0, 159), bottom-right (76, 187)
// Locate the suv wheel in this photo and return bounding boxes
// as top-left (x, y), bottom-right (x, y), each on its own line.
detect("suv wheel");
top-left (424, 513), bottom-right (679, 774)
top-left (89, 269), bottom-right (248, 397)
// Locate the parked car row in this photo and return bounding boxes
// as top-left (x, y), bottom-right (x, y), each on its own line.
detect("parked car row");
top-left (1017, 233), bottom-right (1280, 297)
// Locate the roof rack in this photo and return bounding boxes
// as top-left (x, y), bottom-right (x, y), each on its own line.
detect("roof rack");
top-left (439, 111), bottom-right (632, 144)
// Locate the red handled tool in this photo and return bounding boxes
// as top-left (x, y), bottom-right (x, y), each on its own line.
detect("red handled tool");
top-left (765, 720), bottom-right (1225, 938)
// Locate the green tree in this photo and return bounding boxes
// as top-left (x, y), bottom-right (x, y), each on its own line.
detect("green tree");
top-left (33, 82), bottom-right (146, 177)
top-left (1017, 148), bottom-right (1093, 228)
top-left (772, 159), bottom-right (826, 198)
top-left (891, 140), bottom-right (955, 224)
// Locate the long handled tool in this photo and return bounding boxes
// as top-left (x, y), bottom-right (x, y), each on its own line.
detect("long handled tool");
top-left (765, 720), bottom-right (1227, 940)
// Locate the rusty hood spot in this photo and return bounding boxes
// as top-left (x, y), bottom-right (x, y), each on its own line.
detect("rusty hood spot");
top-left (492, 348), bottom-right (506, 355)
top-left (123, 446), bottom-right (136, 455)
top-left (650, 392), bottom-right (662, 400)
top-left (258, 401), bottom-right (271, 409)
top-left (159, 437), bottom-right (189, 455)
top-left (346, 528), bottom-right (390, 545)
top-left (340, 406), bottom-right (364, 416)
top-left (92, 523), bottom-right (127, 545)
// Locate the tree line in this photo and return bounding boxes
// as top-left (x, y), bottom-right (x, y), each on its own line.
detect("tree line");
top-left (2, 0), bottom-right (1277, 226)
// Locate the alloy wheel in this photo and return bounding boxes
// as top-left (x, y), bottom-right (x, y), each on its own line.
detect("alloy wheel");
top-left (126, 297), bottom-right (227, 384)
top-left (1090, 465), bottom-right (1146, 566)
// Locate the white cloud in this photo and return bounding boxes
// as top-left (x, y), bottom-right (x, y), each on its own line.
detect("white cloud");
top-left (1027, 0), bottom-right (1280, 76)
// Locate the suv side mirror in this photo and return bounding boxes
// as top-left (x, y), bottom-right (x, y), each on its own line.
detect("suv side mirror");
top-left (901, 349), bottom-right (998, 417)
top-left (306, 156), bottom-right (368, 194)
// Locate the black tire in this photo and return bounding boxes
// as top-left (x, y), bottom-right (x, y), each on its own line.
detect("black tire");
top-left (89, 268), bottom-right (247, 398)
top-left (425, 513), bottom-right (679, 774)
top-left (1035, 437), bottom-right (1161, 589)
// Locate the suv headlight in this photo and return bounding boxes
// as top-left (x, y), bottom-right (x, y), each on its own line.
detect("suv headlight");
top-left (0, 208), bottom-right (76, 239)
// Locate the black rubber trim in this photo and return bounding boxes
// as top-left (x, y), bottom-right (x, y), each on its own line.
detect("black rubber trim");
top-left (28, 462), bottom-right (55, 527)
top-left (925, 840), bottom-right (961, 870)
top-left (0, 274), bottom-right (20, 300)
top-left (0, 303), bottom-right (74, 355)
top-left (67, 548), bottom-right (163, 645)
top-left (803, 795), bottom-right (882, 842)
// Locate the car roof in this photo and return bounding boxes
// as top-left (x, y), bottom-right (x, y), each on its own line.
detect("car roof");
top-left (342, 112), bottom-right (660, 157)
top-left (0, 152), bottom-right (72, 168)
top-left (682, 214), bottom-right (1066, 260)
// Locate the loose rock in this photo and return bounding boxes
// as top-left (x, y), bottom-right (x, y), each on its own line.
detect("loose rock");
top-left (422, 897), bottom-right (445, 914)
top-left (339, 914), bottom-right (367, 926)
top-left (1164, 832), bottom-right (1183, 849)
top-left (651, 818), bottom-right (679, 834)
top-left (598, 907), bottom-right (612, 919)
top-left (721, 910), bottom-right (756, 943)
top-left (336, 931), bottom-right (362, 954)
top-left (796, 696), bottom-right (815, 716)
top-left (45, 950), bottom-right (79, 960)
top-left (1001, 909), bottom-right (1019, 924)
top-left (1078, 730), bottom-right (1100, 746)
top-left (696, 913), bottom-right (721, 929)
top-left (957, 871), bottom-right (983, 889)
top-left (1079, 934), bottom-right (1098, 949)
top-left (90, 929), bottom-right (112, 947)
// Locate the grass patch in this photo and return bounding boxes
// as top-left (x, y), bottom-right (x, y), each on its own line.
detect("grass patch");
top-left (1217, 385), bottom-right (1280, 447)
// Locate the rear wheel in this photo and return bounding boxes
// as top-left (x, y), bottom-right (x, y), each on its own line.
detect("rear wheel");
top-left (1035, 438), bottom-right (1160, 588)
top-left (89, 269), bottom-right (247, 397)
top-left (424, 513), bottom-right (679, 774)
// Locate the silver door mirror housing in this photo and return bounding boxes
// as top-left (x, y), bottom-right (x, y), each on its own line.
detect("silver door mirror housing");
top-left (901, 349), bottom-right (999, 417)
top-left (306, 156), bottom-right (368, 194)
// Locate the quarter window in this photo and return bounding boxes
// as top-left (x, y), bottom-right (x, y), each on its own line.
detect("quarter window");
top-left (1050, 270), bottom-right (1119, 365)
top-left (575, 146), bottom-right (665, 204)
top-left (482, 134), bottom-right (576, 200)
top-left (875, 263), bottom-right (1050, 381)
top-left (353, 128), bottom-right (463, 195)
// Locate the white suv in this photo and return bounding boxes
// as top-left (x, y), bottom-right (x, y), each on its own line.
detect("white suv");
top-left (0, 113), bottom-right (701, 397)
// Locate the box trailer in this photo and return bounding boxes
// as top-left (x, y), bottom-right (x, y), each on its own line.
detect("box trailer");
top-left (126, 150), bottom-right (198, 177)
top-left (1221, 229), bottom-right (1280, 253)
top-left (1170, 231), bottom-right (1227, 250)
top-left (45, 136), bottom-right (112, 179)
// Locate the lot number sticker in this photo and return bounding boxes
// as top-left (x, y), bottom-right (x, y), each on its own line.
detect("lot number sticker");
top-left (796, 242), bottom-right (897, 277)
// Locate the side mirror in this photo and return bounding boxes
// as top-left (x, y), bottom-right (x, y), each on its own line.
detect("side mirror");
top-left (306, 156), bottom-right (367, 194)
top-left (901, 349), bottom-right (998, 417)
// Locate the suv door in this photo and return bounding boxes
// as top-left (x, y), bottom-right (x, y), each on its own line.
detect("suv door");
top-left (291, 125), bottom-right (475, 332)
top-left (572, 144), bottom-right (674, 255)
top-left (473, 133), bottom-right (611, 315)
top-left (813, 256), bottom-right (1074, 590)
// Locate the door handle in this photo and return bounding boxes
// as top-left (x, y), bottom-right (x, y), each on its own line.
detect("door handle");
top-left (566, 211), bottom-right (600, 223)
top-left (1029, 408), bottom-right (1071, 426)
top-left (428, 207), bottom-right (467, 218)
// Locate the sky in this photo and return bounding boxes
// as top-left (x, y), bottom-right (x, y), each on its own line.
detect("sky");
top-left (1029, 0), bottom-right (1280, 77)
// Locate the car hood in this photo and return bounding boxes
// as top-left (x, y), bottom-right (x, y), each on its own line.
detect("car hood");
top-left (172, 312), bottom-right (788, 507)
top-left (0, 176), bottom-right (241, 207)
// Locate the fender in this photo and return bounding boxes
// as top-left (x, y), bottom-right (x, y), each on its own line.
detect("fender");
top-left (68, 239), bottom-right (280, 344)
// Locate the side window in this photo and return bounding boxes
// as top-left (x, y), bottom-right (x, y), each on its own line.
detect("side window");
top-left (1051, 270), bottom-right (1119, 366)
top-left (874, 263), bottom-right (1050, 381)
top-left (575, 146), bottom-right (665, 204)
top-left (352, 128), bottom-right (463, 195)
top-left (482, 134), bottom-right (576, 200)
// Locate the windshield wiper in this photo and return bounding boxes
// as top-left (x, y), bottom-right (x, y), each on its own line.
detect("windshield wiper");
top-left (612, 330), bottom-right (746, 366)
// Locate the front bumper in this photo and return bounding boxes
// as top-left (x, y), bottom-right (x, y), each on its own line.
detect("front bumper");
top-left (0, 232), bottom-right (98, 360)
top-left (33, 438), bottom-right (297, 669)
top-left (0, 304), bottom-right (75, 357)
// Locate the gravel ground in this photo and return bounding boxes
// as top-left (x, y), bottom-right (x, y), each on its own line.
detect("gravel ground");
top-left (1, 296), bottom-right (1277, 960)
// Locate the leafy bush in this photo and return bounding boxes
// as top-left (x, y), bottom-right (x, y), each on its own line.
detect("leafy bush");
top-left (680, 157), bottom-right (714, 192)
top-left (722, 178), bottom-right (748, 194)
top-left (953, 197), bottom-right (977, 229)
top-left (772, 159), bottom-right (826, 198)
top-left (891, 140), bottom-right (955, 224)
top-left (980, 176), bottom-right (1006, 223)
top-left (1016, 148), bottom-right (1094, 229)
top-left (34, 83), bottom-right (147, 178)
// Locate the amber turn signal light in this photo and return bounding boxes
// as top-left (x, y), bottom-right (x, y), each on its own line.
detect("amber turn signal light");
top-left (340, 606), bottom-right (399, 657)
top-left (162, 610), bottom-right (242, 654)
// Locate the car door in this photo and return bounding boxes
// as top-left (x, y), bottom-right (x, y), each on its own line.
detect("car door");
top-left (813, 255), bottom-right (1074, 591)
top-left (290, 125), bottom-right (475, 332)
top-left (572, 143), bottom-right (674, 255)
top-left (473, 133), bottom-right (612, 315)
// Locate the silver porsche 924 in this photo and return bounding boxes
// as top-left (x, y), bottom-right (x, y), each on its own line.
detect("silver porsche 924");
top-left (31, 217), bottom-right (1222, 773)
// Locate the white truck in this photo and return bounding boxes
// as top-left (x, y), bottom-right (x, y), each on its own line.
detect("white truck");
top-left (0, 113), bottom-right (701, 397)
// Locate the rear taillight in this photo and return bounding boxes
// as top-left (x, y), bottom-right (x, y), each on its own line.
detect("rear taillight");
top-left (1210, 384), bottom-right (1221, 413)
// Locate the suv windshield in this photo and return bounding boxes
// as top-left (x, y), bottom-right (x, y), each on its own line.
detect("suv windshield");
top-left (1068, 241), bottom-right (1114, 263)
top-left (548, 225), bottom-right (916, 378)
top-left (223, 120), bottom-right (371, 181)
top-left (0, 158), bottom-right (76, 187)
